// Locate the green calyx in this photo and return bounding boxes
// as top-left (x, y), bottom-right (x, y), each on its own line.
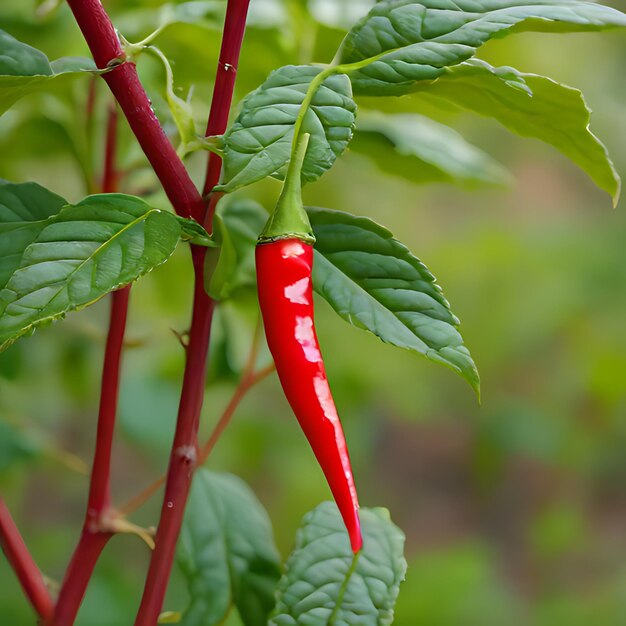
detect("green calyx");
top-left (258, 133), bottom-right (315, 245)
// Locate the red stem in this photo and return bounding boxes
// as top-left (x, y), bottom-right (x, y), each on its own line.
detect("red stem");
top-left (135, 1), bottom-right (250, 621)
top-left (65, 1), bottom-right (250, 622)
top-left (50, 293), bottom-right (130, 626)
top-left (50, 103), bottom-right (130, 626)
top-left (49, 531), bottom-right (110, 626)
top-left (66, 0), bottom-right (204, 220)
top-left (87, 287), bottom-right (130, 519)
top-left (202, 0), bottom-right (251, 200)
top-left (0, 498), bottom-right (54, 621)
top-left (134, 249), bottom-right (214, 626)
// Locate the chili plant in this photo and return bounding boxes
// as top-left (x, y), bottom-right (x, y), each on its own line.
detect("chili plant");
top-left (0, 0), bottom-right (625, 624)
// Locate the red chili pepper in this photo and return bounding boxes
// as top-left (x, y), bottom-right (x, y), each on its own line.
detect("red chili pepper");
top-left (256, 238), bottom-right (362, 552)
top-left (254, 133), bottom-right (362, 552)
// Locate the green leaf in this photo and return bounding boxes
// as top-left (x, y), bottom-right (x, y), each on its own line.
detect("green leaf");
top-left (339, 0), bottom-right (626, 95)
top-left (177, 217), bottom-right (215, 247)
top-left (218, 65), bottom-right (356, 192)
top-left (410, 59), bottom-right (621, 202)
top-left (49, 57), bottom-right (97, 74)
top-left (177, 469), bottom-right (281, 626)
top-left (204, 199), bottom-right (267, 300)
top-left (308, 207), bottom-right (479, 395)
top-left (351, 111), bottom-right (511, 187)
top-left (0, 29), bottom-right (98, 116)
top-left (269, 502), bottom-right (407, 626)
top-left (0, 29), bottom-right (51, 76)
top-left (0, 193), bottom-right (186, 351)
top-left (0, 180), bottom-right (68, 288)
top-left (0, 180), bottom-right (67, 223)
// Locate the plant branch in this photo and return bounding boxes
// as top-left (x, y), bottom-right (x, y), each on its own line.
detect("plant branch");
top-left (202, 0), bottom-right (251, 223)
top-left (66, 2), bottom-right (250, 623)
top-left (134, 249), bottom-right (214, 626)
top-left (49, 531), bottom-right (110, 626)
top-left (0, 498), bottom-right (54, 622)
top-left (66, 0), bottom-right (204, 220)
top-left (87, 287), bottom-right (129, 518)
top-left (133, 2), bottom-right (251, 621)
top-left (50, 102), bottom-right (130, 626)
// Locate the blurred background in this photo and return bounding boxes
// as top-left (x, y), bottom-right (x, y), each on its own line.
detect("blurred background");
top-left (1, 0), bottom-right (626, 624)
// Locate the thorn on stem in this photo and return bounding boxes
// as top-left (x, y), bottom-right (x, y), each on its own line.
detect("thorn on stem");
top-left (171, 328), bottom-right (190, 349)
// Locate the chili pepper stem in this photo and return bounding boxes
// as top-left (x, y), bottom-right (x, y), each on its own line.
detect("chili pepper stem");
top-left (259, 133), bottom-right (315, 244)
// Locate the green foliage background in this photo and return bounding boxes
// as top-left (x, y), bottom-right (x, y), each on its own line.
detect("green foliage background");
top-left (1, 0), bottom-right (626, 624)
